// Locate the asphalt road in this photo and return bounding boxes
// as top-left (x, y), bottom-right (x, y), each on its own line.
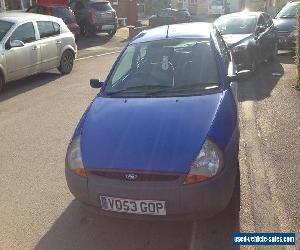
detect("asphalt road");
top-left (0, 52), bottom-right (299, 250)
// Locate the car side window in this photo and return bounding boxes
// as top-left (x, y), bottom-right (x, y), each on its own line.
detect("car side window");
top-left (53, 22), bottom-right (60, 35)
top-left (10, 22), bottom-right (36, 44)
top-left (37, 21), bottom-right (59, 39)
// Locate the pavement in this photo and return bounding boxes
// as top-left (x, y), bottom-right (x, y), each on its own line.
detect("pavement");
top-left (0, 34), bottom-right (299, 250)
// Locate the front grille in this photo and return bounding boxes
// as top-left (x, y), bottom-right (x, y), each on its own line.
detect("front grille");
top-left (88, 171), bottom-right (180, 181)
top-left (277, 30), bottom-right (290, 37)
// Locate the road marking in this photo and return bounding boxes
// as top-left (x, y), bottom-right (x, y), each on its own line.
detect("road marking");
top-left (76, 50), bottom-right (122, 61)
top-left (189, 222), bottom-right (199, 250)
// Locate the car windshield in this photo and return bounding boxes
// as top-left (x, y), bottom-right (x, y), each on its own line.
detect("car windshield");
top-left (103, 38), bottom-right (221, 97)
top-left (0, 20), bottom-right (14, 41)
top-left (90, 2), bottom-right (113, 11)
top-left (215, 15), bottom-right (257, 35)
top-left (52, 7), bottom-right (75, 21)
top-left (276, 3), bottom-right (297, 18)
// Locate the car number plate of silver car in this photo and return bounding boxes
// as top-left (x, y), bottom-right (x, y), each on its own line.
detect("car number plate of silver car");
top-left (99, 195), bottom-right (166, 216)
top-left (102, 25), bottom-right (114, 30)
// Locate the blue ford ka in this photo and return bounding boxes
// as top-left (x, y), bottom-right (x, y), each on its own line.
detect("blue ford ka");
top-left (66, 23), bottom-right (248, 220)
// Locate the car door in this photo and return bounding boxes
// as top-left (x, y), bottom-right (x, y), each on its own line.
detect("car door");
top-left (36, 21), bottom-right (61, 71)
top-left (4, 22), bottom-right (40, 82)
top-left (255, 15), bottom-right (268, 62)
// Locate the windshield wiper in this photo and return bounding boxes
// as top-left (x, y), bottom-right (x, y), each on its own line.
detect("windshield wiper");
top-left (105, 85), bottom-right (172, 96)
top-left (280, 15), bottom-right (295, 18)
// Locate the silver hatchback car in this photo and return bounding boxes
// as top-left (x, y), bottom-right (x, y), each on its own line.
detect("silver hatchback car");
top-left (0, 13), bottom-right (77, 92)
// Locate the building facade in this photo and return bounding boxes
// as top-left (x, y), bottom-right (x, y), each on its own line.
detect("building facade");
top-left (170, 0), bottom-right (241, 16)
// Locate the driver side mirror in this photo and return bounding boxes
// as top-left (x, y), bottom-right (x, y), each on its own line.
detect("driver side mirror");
top-left (227, 70), bottom-right (251, 82)
top-left (90, 79), bottom-right (104, 88)
top-left (256, 25), bottom-right (266, 35)
top-left (10, 40), bottom-right (25, 48)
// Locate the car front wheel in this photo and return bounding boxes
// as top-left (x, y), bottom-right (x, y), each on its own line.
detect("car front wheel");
top-left (58, 50), bottom-right (74, 75)
top-left (0, 74), bottom-right (4, 93)
top-left (107, 29), bottom-right (116, 37)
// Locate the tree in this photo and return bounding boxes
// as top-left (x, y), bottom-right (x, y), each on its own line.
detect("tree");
top-left (294, 2), bottom-right (300, 90)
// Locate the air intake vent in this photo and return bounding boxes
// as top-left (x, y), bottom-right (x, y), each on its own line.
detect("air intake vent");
top-left (88, 171), bottom-right (180, 181)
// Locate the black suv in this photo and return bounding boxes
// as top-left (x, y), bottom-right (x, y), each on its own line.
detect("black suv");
top-left (69, 0), bottom-right (118, 37)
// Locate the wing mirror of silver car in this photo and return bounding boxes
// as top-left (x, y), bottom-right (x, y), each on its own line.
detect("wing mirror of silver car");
top-left (90, 79), bottom-right (104, 88)
top-left (227, 70), bottom-right (251, 83)
top-left (10, 40), bottom-right (25, 48)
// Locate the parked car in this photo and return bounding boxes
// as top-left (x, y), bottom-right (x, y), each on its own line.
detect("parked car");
top-left (65, 22), bottom-right (247, 220)
top-left (273, 1), bottom-right (298, 50)
top-left (69, 0), bottom-right (118, 37)
top-left (208, 0), bottom-right (229, 16)
top-left (149, 8), bottom-right (191, 28)
top-left (0, 13), bottom-right (77, 93)
top-left (27, 4), bottom-right (80, 40)
top-left (215, 12), bottom-right (278, 72)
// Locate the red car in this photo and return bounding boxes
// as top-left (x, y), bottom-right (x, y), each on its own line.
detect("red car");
top-left (27, 4), bottom-right (80, 39)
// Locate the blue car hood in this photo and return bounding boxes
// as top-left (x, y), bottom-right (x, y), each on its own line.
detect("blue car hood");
top-left (81, 93), bottom-right (223, 174)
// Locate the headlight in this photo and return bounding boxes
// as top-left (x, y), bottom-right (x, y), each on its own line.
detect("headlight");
top-left (183, 138), bottom-right (224, 185)
top-left (289, 30), bottom-right (297, 38)
top-left (232, 44), bottom-right (247, 53)
top-left (66, 136), bottom-right (86, 177)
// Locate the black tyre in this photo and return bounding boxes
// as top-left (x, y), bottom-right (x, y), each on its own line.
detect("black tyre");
top-left (58, 50), bottom-right (74, 75)
top-left (80, 23), bottom-right (96, 37)
top-left (80, 22), bottom-right (89, 37)
top-left (0, 74), bottom-right (4, 93)
top-left (225, 167), bottom-right (240, 215)
top-left (107, 29), bottom-right (116, 37)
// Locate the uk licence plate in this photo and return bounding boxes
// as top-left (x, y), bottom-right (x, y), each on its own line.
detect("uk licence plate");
top-left (102, 25), bottom-right (114, 30)
top-left (99, 195), bottom-right (166, 216)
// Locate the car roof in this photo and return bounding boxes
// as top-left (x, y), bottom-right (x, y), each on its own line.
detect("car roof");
top-left (0, 12), bottom-right (62, 24)
top-left (131, 22), bottom-right (213, 44)
top-left (35, 4), bottom-right (70, 8)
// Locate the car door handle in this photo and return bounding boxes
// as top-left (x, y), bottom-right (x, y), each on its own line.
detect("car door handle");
top-left (56, 40), bottom-right (62, 44)
top-left (32, 46), bottom-right (38, 50)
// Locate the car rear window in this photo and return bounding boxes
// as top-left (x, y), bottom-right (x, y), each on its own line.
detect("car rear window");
top-left (90, 2), bottom-right (113, 11)
top-left (175, 10), bottom-right (190, 17)
top-left (37, 21), bottom-right (60, 38)
top-left (105, 39), bottom-right (220, 97)
top-left (52, 7), bottom-right (75, 21)
top-left (0, 20), bottom-right (13, 41)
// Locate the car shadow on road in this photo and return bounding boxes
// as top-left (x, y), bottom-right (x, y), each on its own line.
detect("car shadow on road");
top-left (35, 200), bottom-right (192, 250)
top-left (77, 34), bottom-right (114, 51)
top-left (238, 54), bottom-right (289, 102)
top-left (0, 72), bottom-right (61, 103)
top-left (35, 199), bottom-right (240, 250)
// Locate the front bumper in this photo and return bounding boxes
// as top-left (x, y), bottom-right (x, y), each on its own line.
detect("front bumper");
top-left (66, 158), bottom-right (238, 221)
top-left (93, 21), bottom-right (118, 32)
top-left (278, 36), bottom-right (295, 50)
